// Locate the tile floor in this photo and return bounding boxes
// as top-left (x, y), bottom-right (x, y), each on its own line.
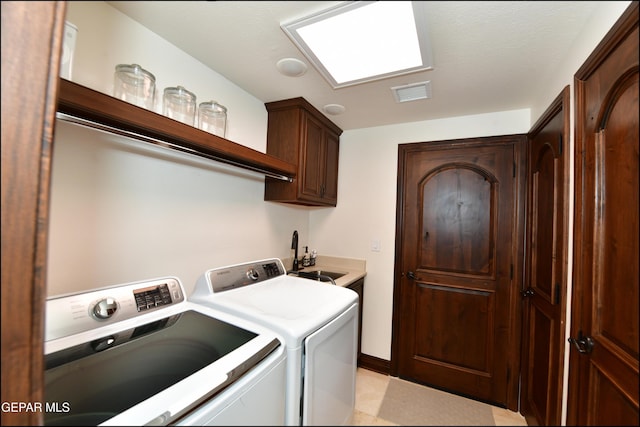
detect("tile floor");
top-left (353, 368), bottom-right (528, 426)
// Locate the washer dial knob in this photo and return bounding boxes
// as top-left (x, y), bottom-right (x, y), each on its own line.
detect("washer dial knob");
top-left (93, 297), bottom-right (118, 320)
top-left (246, 268), bottom-right (259, 281)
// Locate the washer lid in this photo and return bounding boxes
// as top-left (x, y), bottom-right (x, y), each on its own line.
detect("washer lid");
top-left (44, 306), bottom-right (281, 426)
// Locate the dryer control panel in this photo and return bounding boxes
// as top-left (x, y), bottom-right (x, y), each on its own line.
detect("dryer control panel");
top-left (202, 258), bottom-right (286, 293)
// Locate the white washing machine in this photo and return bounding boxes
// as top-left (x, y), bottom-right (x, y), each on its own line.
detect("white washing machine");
top-left (44, 276), bottom-right (287, 426)
top-left (190, 258), bottom-right (358, 426)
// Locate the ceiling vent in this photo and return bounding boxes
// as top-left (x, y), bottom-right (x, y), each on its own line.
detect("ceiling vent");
top-left (391, 81), bottom-right (432, 103)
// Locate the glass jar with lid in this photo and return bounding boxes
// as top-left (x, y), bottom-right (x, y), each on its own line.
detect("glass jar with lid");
top-left (198, 101), bottom-right (227, 138)
top-left (113, 64), bottom-right (156, 110)
top-left (163, 86), bottom-right (197, 126)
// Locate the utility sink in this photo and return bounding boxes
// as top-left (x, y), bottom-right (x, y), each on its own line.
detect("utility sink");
top-left (289, 269), bottom-right (346, 283)
top-left (306, 270), bottom-right (346, 280)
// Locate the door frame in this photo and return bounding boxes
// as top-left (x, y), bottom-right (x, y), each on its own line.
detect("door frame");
top-left (1, 2), bottom-right (65, 426)
top-left (390, 135), bottom-right (527, 412)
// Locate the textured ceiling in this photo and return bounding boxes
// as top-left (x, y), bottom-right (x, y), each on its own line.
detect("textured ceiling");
top-left (107, 1), bottom-right (603, 130)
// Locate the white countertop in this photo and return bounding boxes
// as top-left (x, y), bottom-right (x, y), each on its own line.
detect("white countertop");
top-left (283, 255), bottom-right (366, 287)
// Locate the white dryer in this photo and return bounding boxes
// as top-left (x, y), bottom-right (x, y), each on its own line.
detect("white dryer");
top-left (190, 258), bottom-right (358, 426)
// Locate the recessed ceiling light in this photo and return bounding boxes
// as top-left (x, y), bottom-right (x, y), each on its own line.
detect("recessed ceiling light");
top-left (281, 1), bottom-right (433, 89)
top-left (323, 104), bottom-right (345, 115)
top-left (276, 58), bottom-right (308, 77)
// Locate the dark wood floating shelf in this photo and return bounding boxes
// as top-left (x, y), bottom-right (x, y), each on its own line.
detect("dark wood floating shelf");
top-left (56, 78), bottom-right (297, 181)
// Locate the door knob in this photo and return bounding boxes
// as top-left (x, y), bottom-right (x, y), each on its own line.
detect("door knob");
top-left (568, 331), bottom-right (595, 354)
top-left (407, 271), bottom-right (416, 280)
top-left (520, 288), bottom-right (534, 297)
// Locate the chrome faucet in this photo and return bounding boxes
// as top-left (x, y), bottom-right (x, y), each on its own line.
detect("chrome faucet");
top-left (291, 230), bottom-right (299, 271)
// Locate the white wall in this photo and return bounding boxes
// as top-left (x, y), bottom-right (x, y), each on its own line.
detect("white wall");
top-left (48, 1), bottom-right (310, 296)
top-left (65, 2), bottom-right (265, 151)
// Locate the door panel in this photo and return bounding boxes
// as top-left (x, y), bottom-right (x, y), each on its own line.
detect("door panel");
top-left (393, 136), bottom-right (525, 409)
top-left (521, 87), bottom-right (569, 426)
top-left (569, 3), bottom-right (639, 425)
top-left (414, 284), bottom-right (493, 373)
top-left (421, 166), bottom-right (494, 276)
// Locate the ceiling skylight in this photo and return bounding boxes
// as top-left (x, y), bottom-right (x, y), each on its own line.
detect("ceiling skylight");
top-left (281, 1), bottom-right (433, 89)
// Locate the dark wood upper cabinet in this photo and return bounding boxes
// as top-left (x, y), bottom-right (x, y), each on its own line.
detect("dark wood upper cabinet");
top-left (264, 97), bottom-right (342, 207)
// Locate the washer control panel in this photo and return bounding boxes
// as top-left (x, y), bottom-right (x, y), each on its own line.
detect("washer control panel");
top-left (133, 282), bottom-right (174, 312)
top-left (45, 277), bottom-right (185, 342)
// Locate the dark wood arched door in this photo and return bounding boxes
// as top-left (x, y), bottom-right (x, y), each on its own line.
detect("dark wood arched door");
top-left (568, 3), bottom-right (639, 425)
top-left (393, 135), bottom-right (526, 410)
top-left (520, 86), bottom-right (570, 426)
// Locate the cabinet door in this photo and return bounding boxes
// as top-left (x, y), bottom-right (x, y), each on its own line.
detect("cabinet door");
top-left (299, 113), bottom-right (324, 201)
top-left (321, 130), bottom-right (340, 205)
top-left (299, 113), bottom-right (339, 206)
